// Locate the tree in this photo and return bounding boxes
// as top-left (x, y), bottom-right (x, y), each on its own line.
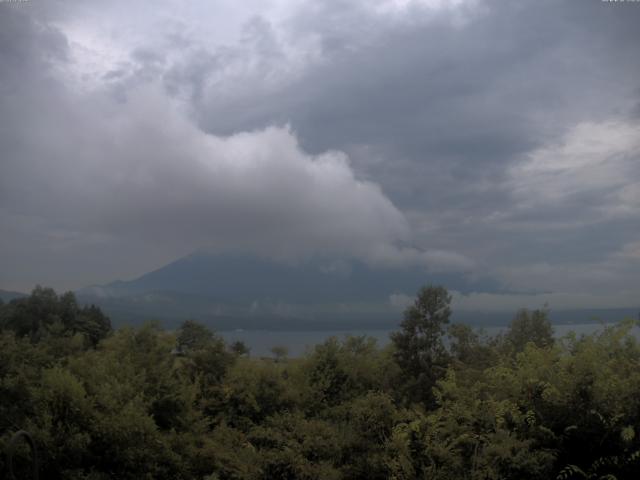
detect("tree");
top-left (0, 287), bottom-right (110, 348)
top-left (448, 323), bottom-right (497, 371)
top-left (176, 320), bottom-right (214, 353)
top-left (4, 286), bottom-right (59, 340)
top-left (391, 285), bottom-right (452, 406)
top-left (271, 345), bottom-right (289, 363)
top-left (504, 308), bottom-right (554, 353)
top-left (77, 304), bottom-right (112, 347)
top-left (230, 340), bottom-right (250, 357)
top-left (175, 321), bottom-right (234, 417)
top-left (448, 323), bottom-right (478, 363)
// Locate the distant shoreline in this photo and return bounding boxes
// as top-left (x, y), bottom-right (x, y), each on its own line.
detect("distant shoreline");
top-left (219, 321), bottom-right (640, 357)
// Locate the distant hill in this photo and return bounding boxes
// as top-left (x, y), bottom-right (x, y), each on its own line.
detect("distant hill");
top-left (0, 289), bottom-right (27, 302)
top-left (79, 252), bottom-right (494, 302)
top-left (76, 252), bottom-right (498, 329)
top-left (75, 253), bottom-right (638, 330)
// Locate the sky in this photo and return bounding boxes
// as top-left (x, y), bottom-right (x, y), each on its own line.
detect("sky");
top-left (1, 0), bottom-right (639, 311)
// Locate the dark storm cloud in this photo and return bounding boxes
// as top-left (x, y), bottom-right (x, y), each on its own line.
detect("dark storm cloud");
top-left (225, 0), bottom-right (640, 297)
top-left (0, 6), bottom-right (68, 84)
top-left (144, 0), bottom-right (640, 298)
top-left (186, 0), bottom-right (640, 206)
top-left (1, 3), bottom-right (461, 291)
top-left (1, 0), bottom-right (639, 305)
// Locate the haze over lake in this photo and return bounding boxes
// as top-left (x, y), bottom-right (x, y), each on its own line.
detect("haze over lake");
top-left (221, 322), bottom-right (640, 357)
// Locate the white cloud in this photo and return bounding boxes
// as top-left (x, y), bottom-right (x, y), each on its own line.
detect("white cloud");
top-left (374, 0), bottom-right (480, 19)
top-left (481, 119), bottom-right (640, 298)
top-left (390, 289), bottom-right (640, 313)
top-left (510, 120), bottom-right (640, 218)
top-left (612, 241), bottom-right (640, 261)
top-left (388, 292), bottom-right (413, 309)
top-left (369, 244), bottom-right (475, 272)
top-left (1, 82), bottom-right (413, 263)
top-left (4, 74), bottom-right (485, 290)
top-left (2, 5), bottom-right (486, 291)
top-left (451, 290), bottom-right (640, 312)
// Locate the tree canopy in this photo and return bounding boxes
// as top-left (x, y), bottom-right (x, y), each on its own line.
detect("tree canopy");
top-left (1, 286), bottom-right (639, 479)
top-left (391, 285), bottom-right (452, 406)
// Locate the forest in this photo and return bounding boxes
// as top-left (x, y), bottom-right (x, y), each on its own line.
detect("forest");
top-left (1, 286), bottom-right (639, 479)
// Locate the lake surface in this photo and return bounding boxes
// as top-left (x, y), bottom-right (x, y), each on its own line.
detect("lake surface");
top-left (220, 322), bottom-right (639, 357)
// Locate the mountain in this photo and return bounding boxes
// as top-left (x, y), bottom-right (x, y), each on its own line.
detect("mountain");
top-left (77, 253), bottom-right (638, 330)
top-left (77, 252), bottom-right (498, 329)
top-left (0, 289), bottom-right (27, 302)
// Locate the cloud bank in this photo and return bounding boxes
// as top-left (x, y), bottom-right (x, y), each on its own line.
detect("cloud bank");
top-left (1, 0), bottom-right (640, 310)
top-left (0, 7), bottom-right (470, 289)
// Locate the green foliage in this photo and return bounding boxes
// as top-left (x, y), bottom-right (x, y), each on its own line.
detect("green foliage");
top-left (0, 286), bottom-right (111, 348)
top-left (2, 286), bottom-right (640, 479)
top-left (270, 345), bottom-right (289, 362)
top-left (302, 335), bottom-right (398, 410)
top-left (503, 308), bottom-right (555, 353)
top-left (229, 340), bottom-right (250, 357)
top-left (391, 285), bottom-right (452, 406)
top-left (448, 323), bottom-right (498, 374)
top-left (219, 358), bottom-right (295, 429)
top-left (177, 319), bottom-right (215, 352)
top-left (248, 413), bottom-right (342, 479)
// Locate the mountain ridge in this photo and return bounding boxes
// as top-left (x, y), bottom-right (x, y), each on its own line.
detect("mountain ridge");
top-left (74, 253), bottom-right (639, 330)
top-left (75, 252), bottom-right (497, 328)
top-left (0, 288), bottom-right (27, 302)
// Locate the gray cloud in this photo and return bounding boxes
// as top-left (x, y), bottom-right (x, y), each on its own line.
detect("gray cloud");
top-left (1, 6), bottom-right (470, 291)
top-left (0, 82), bottom-right (419, 289)
top-left (1, 0), bottom-right (640, 305)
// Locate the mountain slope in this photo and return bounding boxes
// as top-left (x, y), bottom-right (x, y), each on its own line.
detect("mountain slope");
top-left (82, 253), bottom-right (489, 302)
top-left (77, 253), bottom-right (637, 330)
top-left (77, 253), bottom-right (495, 328)
top-left (0, 289), bottom-right (27, 302)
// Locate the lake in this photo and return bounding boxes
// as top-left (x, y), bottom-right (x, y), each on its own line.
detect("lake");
top-left (220, 322), bottom-right (639, 357)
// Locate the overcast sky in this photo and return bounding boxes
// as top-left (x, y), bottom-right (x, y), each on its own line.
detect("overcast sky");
top-left (1, 0), bottom-right (639, 310)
